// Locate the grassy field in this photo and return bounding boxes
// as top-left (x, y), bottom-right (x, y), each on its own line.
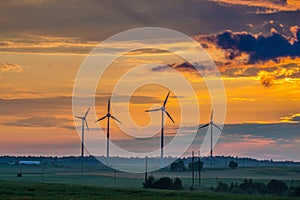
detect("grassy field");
top-left (0, 164), bottom-right (299, 199)
top-left (0, 180), bottom-right (298, 200)
top-left (0, 164), bottom-right (299, 188)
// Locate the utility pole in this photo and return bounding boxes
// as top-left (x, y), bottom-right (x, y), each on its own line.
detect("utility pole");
top-left (192, 151), bottom-right (195, 188)
top-left (145, 156), bottom-right (148, 183)
top-left (198, 150), bottom-right (201, 187)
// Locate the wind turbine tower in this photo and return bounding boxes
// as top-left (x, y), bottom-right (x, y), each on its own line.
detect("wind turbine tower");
top-left (75, 107), bottom-right (90, 164)
top-left (96, 99), bottom-right (122, 164)
top-left (145, 92), bottom-right (175, 166)
top-left (198, 110), bottom-right (221, 158)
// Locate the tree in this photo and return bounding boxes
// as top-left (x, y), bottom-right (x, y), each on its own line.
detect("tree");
top-left (172, 178), bottom-right (183, 190)
top-left (170, 160), bottom-right (186, 171)
top-left (228, 160), bottom-right (238, 169)
top-left (294, 186), bottom-right (300, 196)
top-left (143, 176), bottom-right (183, 190)
top-left (188, 160), bottom-right (203, 170)
top-left (143, 175), bottom-right (155, 189)
top-left (267, 179), bottom-right (288, 195)
top-left (153, 177), bottom-right (173, 190)
top-left (215, 182), bottom-right (230, 192)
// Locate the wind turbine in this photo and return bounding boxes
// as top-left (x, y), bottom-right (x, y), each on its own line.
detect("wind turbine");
top-left (75, 107), bottom-right (90, 164)
top-left (145, 92), bottom-right (175, 166)
top-left (95, 99), bottom-right (122, 164)
top-left (198, 110), bottom-right (221, 159)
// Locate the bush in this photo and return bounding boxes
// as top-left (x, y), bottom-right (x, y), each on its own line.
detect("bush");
top-left (170, 160), bottom-right (186, 171)
top-left (215, 182), bottom-right (230, 192)
top-left (267, 179), bottom-right (288, 195)
top-left (143, 176), bottom-right (183, 190)
top-left (294, 186), bottom-right (300, 196)
top-left (143, 176), bottom-right (154, 189)
top-left (239, 179), bottom-right (268, 195)
top-left (228, 160), bottom-right (238, 169)
top-left (153, 177), bottom-right (173, 190)
top-left (172, 178), bottom-right (183, 190)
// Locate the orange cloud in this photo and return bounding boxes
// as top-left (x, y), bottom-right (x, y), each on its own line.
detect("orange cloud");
top-left (0, 62), bottom-right (24, 72)
top-left (211, 0), bottom-right (300, 12)
top-left (280, 113), bottom-right (300, 123)
top-left (0, 34), bottom-right (97, 55)
top-left (258, 70), bottom-right (276, 87)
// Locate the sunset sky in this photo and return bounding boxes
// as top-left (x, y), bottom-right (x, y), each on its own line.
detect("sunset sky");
top-left (0, 0), bottom-right (299, 161)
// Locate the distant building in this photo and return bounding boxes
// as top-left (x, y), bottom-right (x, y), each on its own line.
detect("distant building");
top-left (19, 161), bottom-right (40, 165)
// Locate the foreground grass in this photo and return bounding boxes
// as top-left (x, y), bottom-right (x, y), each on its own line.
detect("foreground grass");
top-left (0, 180), bottom-right (297, 200)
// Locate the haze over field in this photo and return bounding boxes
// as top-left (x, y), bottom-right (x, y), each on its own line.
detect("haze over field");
top-left (0, 0), bottom-right (299, 161)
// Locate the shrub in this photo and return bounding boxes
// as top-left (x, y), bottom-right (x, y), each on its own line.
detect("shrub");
top-left (267, 179), bottom-right (288, 195)
top-left (228, 160), bottom-right (238, 169)
top-left (215, 182), bottom-right (230, 192)
top-left (294, 186), bottom-right (300, 196)
top-left (143, 176), bottom-right (183, 190)
top-left (170, 160), bottom-right (186, 171)
top-left (172, 178), bottom-right (183, 190)
top-left (153, 177), bottom-right (173, 190)
top-left (143, 176), bottom-right (155, 189)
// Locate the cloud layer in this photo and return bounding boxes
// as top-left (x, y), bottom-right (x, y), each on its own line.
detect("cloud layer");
top-left (0, 62), bottom-right (24, 72)
top-left (209, 29), bottom-right (300, 63)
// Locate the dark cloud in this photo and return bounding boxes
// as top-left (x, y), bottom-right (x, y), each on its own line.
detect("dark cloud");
top-left (211, 29), bottom-right (300, 63)
top-left (0, 0), bottom-right (293, 42)
top-left (152, 62), bottom-right (207, 73)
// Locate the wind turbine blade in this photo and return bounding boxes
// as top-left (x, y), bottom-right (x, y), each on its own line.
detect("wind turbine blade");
top-left (108, 98), bottom-right (111, 113)
top-left (111, 116), bottom-right (122, 124)
top-left (84, 107), bottom-right (90, 118)
top-left (165, 110), bottom-right (175, 124)
top-left (75, 116), bottom-right (83, 119)
top-left (145, 108), bottom-right (161, 112)
top-left (163, 92), bottom-right (170, 107)
top-left (211, 109), bottom-right (214, 121)
top-left (198, 123), bottom-right (209, 129)
top-left (85, 119), bottom-right (89, 131)
top-left (95, 116), bottom-right (107, 122)
top-left (213, 123), bottom-right (222, 131)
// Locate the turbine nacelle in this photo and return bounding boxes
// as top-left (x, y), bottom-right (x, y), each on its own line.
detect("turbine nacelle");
top-left (74, 107), bottom-right (90, 131)
top-left (95, 99), bottom-right (122, 124)
top-left (145, 92), bottom-right (175, 124)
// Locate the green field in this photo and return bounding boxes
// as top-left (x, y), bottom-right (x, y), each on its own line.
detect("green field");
top-left (0, 180), bottom-right (298, 200)
top-left (0, 164), bottom-right (299, 199)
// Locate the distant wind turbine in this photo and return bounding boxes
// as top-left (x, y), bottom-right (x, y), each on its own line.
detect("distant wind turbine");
top-left (75, 107), bottom-right (90, 164)
top-left (95, 99), bottom-right (122, 164)
top-left (198, 110), bottom-right (221, 159)
top-left (145, 92), bottom-right (175, 166)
